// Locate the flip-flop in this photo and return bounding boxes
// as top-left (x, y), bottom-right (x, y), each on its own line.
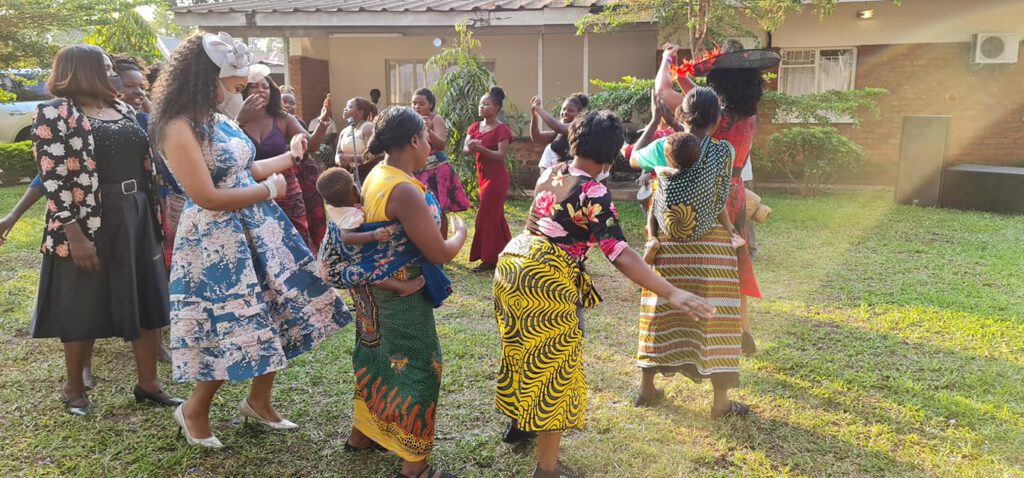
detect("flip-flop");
top-left (712, 400), bottom-right (751, 419)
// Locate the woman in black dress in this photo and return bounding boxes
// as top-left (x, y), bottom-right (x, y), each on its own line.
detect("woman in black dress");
top-left (29, 45), bottom-right (181, 416)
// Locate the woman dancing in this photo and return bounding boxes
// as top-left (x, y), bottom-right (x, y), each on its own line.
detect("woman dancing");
top-left (494, 111), bottom-right (715, 478)
top-left (152, 32), bottom-right (350, 448)
top-left (464, 86), bottom-right (513, 272)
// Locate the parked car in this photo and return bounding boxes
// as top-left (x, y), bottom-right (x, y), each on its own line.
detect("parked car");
top-left (1, 70), bottom-right (50, 144)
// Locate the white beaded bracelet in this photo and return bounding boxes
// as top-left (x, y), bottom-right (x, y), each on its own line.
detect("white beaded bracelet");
top-left (263, 180), bottom-right (278, 199)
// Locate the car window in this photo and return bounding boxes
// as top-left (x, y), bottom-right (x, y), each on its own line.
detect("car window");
top-left (1, 71), bottom-right (51, 102)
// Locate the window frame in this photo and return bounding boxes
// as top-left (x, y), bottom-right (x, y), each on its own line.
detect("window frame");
top-left (776, 46), bottom-right (859, 124)
top-left (385, 58), bottom-right (496, 106)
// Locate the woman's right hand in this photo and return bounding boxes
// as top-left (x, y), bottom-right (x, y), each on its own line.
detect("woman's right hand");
top-left (236, 95), bottom-right (266, 124)
top-left (667, 288), bottom-right (715, 321)
top-left (0, 214), bottom-right (17, 246)
top-left (530, 96), bottom-right (542, 112)
top-left (265, 173), bottom-right (287, 199)
top-left (447, 215), bottom-right (468, 246)
top-left (662, 43), bottom-right (680, 61)
top-left (68, 235), bottom-right (100, 271)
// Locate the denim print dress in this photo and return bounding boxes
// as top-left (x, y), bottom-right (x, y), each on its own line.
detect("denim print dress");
top-left (168, 115), bottom-right (352, 382)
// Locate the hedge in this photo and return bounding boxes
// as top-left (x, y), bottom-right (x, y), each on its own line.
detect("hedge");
top-left (0, 140), bottom-right (35, 183)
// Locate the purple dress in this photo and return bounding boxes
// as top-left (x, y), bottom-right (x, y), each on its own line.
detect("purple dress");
top-left (251, 118), bottom-right (312, 250)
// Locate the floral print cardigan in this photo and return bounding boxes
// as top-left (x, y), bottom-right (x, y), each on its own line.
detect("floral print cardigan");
top-left (525, 162), bottom-right (630, 263)
top-left (31, 97), bottom-right (162, 257)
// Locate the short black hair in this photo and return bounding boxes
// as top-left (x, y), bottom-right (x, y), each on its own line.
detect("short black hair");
top-left (317, 167), bottom-right (360, 207)
top-left (367, 106), bottom-right (425, 155)
top-left (413, 87), bottom-right (436, 112)
top-left (676, 86), bottom-right (721, 130)
top-left (664, 132), bottom-right (701, 171)
top-left (568, 110), bottom-right (624, 165)
top-left (565, 92), bottom-right (589, 111)
top-left (707, 69), bottom-right (763, 118)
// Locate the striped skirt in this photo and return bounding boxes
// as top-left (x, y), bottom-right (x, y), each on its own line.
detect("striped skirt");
top-left (494, 234), bottom-right (599, 432)
top-left (637, 225), bottom-right (742, 389)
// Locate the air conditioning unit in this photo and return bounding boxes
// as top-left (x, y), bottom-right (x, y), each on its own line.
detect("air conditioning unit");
top-left (971, 33), bottom-right (1021, 64)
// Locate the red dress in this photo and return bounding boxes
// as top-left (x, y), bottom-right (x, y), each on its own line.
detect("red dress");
top-left (467, 121), bottom-right (513, 264)
top-left (715, 114), bottom-right (761, 298)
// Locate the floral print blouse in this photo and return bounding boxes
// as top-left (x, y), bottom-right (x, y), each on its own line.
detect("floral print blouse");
top-left (526, 162), bottom-right (629, 262)
top-left (31, 97), bottom-right (161, 256)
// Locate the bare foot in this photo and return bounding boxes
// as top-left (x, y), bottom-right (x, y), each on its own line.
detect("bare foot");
top-left (395, 276), bottom-right (426, 297)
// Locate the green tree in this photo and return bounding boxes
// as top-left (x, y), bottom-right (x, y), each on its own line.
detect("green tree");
top-left (85, 8), bottom-right (161, 64)
top-left (427, 21), bottom-right (496, 201)
top-left (150, 2), bottom-right (196, 38)
top-left (0, 0), bottom-right (142, 69)
top-left (577, 0), bottom-right (900, 55)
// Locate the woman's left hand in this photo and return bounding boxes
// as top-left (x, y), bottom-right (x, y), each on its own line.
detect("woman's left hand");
top-left (289, 134), bottom-right (308, 159)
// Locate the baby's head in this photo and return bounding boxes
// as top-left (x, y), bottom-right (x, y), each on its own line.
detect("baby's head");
top-left (663, 132), bottom-right (702, 171)
top-left (317, 168), bottom-right (360, 208)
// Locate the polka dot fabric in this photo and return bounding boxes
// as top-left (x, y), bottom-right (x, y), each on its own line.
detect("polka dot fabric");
top-left (652, 137), bottom-right (734, 242)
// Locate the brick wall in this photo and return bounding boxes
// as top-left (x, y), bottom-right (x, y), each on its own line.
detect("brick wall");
top-left (288, 56), bottom-right (330, 123)
top-left (756, 43), bottom-right (1024, 185)
top-left (509, 140), bottom-right (546, 188)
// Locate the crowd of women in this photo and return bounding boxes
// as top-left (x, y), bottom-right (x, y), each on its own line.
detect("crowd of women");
top-left (1, 30), bottom-right (777, 478)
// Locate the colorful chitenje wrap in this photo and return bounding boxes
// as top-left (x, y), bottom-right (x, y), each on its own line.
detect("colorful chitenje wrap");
top-left (318, 193), bottom-right (452, 309)
top-left (333, 164), bottom-right (448, 462)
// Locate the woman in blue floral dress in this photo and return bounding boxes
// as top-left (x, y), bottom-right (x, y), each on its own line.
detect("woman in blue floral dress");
top-left (151, 32), bottom-right (351, 448)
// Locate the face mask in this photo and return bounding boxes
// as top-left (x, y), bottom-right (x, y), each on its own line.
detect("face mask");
top-left (596, 165), bottom-right (612, 182)
top-left (108, 74), bottom-right (122, 91)
top-left (217, 80), bottom-right (244, 119)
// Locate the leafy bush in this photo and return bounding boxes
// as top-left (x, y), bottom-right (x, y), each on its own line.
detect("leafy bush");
top-left (0, 140), bottom-right (35, 183)
top-left (762, 127), bottom-right (863, 196)
top-left (588, 76), bottom-right (654, 123)
top-left (762, 88), bottom-right (888, 126)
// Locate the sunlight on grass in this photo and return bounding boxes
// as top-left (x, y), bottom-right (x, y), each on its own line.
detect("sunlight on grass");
top-left (0, 187), bottom-right (1021, 477)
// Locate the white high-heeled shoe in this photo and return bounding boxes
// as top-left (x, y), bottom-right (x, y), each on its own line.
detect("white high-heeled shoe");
top-left (174, 404), bottom-right (223, 448)
top-left (239, 397), bottom-right (299, 430)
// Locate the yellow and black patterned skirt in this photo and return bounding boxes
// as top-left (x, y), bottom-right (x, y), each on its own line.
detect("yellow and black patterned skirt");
top-left (637, 225), bottom-right (742, 389)
top-left (493, 234), bottom-right (599, 432)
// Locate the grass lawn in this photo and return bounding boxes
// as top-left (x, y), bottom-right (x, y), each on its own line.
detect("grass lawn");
top-left (0, 187), bottom-right (1021, 478)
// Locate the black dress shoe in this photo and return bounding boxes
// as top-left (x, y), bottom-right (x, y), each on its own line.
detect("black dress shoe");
top-left (501, 421), bottom-right (537, 444)
top-left (133, 385), bottom-right (184, 407)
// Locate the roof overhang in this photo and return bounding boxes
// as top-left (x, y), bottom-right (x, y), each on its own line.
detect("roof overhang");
top-left (173, 7), bottom-right (656, 36)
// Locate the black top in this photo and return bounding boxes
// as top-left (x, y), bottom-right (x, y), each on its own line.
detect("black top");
top-left (90, 114), bottom-right (149, 184)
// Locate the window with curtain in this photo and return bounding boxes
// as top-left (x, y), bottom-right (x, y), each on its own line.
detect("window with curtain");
top-left (778, 48), bottom-right (857, 96)
top-left (778, 48), bottom-right (857, 122)
top-left (386, 60), bottom-right (496, 106)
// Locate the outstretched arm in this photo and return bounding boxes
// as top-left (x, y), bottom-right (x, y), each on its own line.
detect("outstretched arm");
top-left (655, 43), bottom-right (688, 112)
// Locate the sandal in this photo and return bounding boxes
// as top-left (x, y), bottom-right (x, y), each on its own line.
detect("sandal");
top-left (470, 262), bottom-right (496, 273)
top-left (63, 391), bottom-right (91, 417)
top-left (501, 420), bottom-right (537, 444)
top-left (633, 389), bottom-right (665, 408)
top-left (741, 331), bottom-right (757, 356)
top-left (711, 400), bottom-right (751, 419)
top-left (394, 465), bottom-right (459, 478)
top-left (532, 461), bottom-right (582, 478)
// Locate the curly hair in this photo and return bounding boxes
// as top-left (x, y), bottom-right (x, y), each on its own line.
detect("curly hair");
top-left (243, 76), bottom-right (285, 117)
top-left (149, 33), bottom-right (221, 147)
top-left (706, 69), bottom-right (764, 118)
top-left (664, 132), bottom-right (701, 171)
top-left (569, 110), bottom-right (624, 165)
top-left (317, 167), bottom-right (360, 207)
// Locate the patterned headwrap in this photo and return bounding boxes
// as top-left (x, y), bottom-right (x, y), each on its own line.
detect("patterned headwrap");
top-left (202, 32), bottom-right (254, 78)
